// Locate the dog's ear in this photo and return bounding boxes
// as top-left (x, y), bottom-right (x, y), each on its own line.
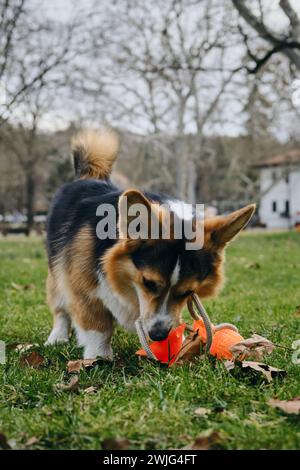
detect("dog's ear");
top-left (118, 189), bottom-right (157, 240)
top-left (205, 204), bottom-right (256, 247)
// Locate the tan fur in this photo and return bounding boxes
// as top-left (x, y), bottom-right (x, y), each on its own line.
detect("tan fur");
top-left (70, 296), bottom-right (114, 333)
top-left (72, 129), bottom-right (119, 180)
top-left (46, 269), bottom-right (70, 328)
top-left (102, 239), bottom-right (140, 308)
top-left (46, 268), bottom-right (58, 308)
top-left (69, 226), bottom-right (115, 332)
top-left (66, 225), bottom-right (98, 295)
top-left (47, 226), bottom-right (114, 335)
top-left (47, 262), bottom-right (70, 314)
top-left (204, 204), bottom-right (256, 248)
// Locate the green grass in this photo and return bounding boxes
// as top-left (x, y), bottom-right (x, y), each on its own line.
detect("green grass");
top-left (0, 232), bottom-right (300, 450)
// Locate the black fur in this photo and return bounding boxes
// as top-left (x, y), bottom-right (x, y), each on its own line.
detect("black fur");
top-left (47, 179), bottom-right (121, 263)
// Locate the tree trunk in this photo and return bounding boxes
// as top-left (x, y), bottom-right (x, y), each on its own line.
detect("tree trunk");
top-left (186, 159), bottom-right (197, 204)
top-left (176, 136), bottom-right (188, 201)
top-left (25, 170), bottom-right (35, 236)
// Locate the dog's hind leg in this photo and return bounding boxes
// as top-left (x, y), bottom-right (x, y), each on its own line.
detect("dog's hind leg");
top-left (45, 270), bottom-right (71, 345)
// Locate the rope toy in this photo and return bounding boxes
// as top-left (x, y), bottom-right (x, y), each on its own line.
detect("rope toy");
top-left (136, 293), bottom-right (244, 365)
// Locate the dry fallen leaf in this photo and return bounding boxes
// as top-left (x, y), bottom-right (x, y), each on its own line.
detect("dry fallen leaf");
top-left (25, 436), bottom-right (39, 447)
top-left (182, 430), bottom-right (222, 450)
top-left (242, 361), bottom-right (286, 383)
top-left (19, 351), bottom-right (45, 368)
top-left (102, 437), bottom-right (130, 450)
top-left (55, 375), bottom-right (79, 392)
top-left (67, 360), bottom-right (83, 373)
top-left (11, 282), bottom-right (35, 291)
top-left (225, 360), bottom-right (286, 383)
top-left (230, 334), bottom-right (275, 361)
top-left (268, 397), bottom-right (300, 415)
top-left (13, 343), bottom-right (38, 353)
top-left (194, 407), bottom-right (211, 417)
top-left (84, 386), bottom-right (98, 394)
top-left (224, 360), bottom-right (235, 371)
top-left (0, 432), bottom-right (11, 450)
top-left (171, 331), bottom-right (202, 365)
top-left (67, 358), bottom-right (99, 373)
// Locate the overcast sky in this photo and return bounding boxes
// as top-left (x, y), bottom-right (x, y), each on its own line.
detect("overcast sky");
top-left (26, 0), bottom-right (300, 141)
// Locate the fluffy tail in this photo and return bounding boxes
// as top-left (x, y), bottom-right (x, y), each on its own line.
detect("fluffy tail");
top-left (71, 129), bottom-right (119, 180)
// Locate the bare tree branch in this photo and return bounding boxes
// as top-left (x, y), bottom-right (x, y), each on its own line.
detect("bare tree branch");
top-left (232, 0), bottom-right (300, 70)
top-left (279, 0), bottom-right (300, 39)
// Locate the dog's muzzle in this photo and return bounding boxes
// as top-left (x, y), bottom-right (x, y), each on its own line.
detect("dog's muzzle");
top-left (148, 321), bottom-right (171, 341)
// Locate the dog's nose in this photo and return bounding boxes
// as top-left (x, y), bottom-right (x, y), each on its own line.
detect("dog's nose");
top-left (148, 323), bottom-right (171, 341)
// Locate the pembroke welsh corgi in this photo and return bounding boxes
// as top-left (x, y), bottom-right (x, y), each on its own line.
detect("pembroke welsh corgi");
top-left (45, 129), bottom-right (255, 359)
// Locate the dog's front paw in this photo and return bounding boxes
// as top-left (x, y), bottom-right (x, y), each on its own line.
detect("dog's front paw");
top-left (83, 344), bottom-right (114, 361)
top-left (45, 329), bottom-right (69, 346)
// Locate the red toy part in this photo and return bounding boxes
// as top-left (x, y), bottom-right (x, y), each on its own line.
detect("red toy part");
top-left (136, 319), bottom-right (244, 363)
top-left (193, 319), bottom-right (244, 360)
top-left (136, 323), bottom-right (186, 365)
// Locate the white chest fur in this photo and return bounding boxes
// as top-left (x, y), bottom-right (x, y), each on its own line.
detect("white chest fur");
top-left (96, 273), bottom-right (137, 332)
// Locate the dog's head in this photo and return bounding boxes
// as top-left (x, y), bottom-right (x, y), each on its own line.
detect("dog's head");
top-left (102, 190), bottom-right (255, 340)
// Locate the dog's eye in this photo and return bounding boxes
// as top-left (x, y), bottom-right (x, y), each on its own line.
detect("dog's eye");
top-left (174, 289), bottom-right (192, 300)
top-left (142, 277), bottom-right (158, 293)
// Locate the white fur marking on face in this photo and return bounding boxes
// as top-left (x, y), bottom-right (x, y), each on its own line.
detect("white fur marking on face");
top-left (144, 287), bottom-right (173, 333)
top-left (74, 323), bottom-right (113, 360)
top-left (167, 199), bottom-right (194, 221)
top-left (45, 313), bottom-right (70, 345)
top-left (135, 284), bottom-right (173, 333)
top-left (147, 310), bottom-right (173, 329)
top-left (170, 259), bottom-right (180, 287)
top-left (95, 272), bottom-right (137, 332)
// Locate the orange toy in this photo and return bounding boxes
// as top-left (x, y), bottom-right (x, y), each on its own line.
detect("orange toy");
top-left (136, 294), bottom-right (245, 364)
top-left (193, 319), bottom-right (244, 360)
top-left (136, 320), bottom-right (244, 364)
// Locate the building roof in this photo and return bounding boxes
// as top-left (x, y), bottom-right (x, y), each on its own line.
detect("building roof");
top-left (254, 149), bottom-right (300, 168)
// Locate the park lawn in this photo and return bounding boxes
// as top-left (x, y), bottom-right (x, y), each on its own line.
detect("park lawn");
top-left (0, 232), bottom-right (300, 450)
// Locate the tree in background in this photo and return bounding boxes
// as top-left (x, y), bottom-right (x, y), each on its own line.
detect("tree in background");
top-left (232, 0), bottom-right (300, 73)
top-left (0, 0), bottom-right (85, 233)
top-left (1, 0), bottom-right (300, 227)
top-left (80, 0), bottom-right (300, 204)
top-left (81, 0), bottom-right (243, 203)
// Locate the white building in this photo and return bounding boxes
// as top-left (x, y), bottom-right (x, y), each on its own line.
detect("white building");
top-left (257, 150), bottom-right (300, 229)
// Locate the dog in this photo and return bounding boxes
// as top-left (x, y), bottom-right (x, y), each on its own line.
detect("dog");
top-left (45, 129), bottom-right (255, 359)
